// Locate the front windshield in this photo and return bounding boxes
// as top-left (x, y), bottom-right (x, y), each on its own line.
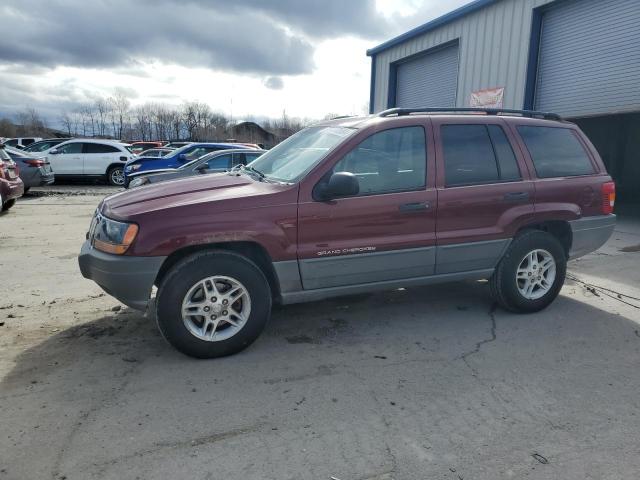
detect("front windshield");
top-left (247, 126), bottom-right (355, 182)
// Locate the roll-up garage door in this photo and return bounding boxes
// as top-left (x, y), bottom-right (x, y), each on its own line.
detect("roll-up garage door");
top-left (396, 43), bottom-right (459, 108)
top-left (535, 0), bottom-right (640, 118)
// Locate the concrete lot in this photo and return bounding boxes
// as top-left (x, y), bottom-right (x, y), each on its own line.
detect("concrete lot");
top-left (1, 188), bottom-right (639, 480)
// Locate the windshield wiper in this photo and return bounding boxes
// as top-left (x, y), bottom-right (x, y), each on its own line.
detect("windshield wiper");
top-left (245, 165), bottom-right (265, 179)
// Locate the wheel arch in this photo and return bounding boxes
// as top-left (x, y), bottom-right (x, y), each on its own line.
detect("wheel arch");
top-left (154, 241), bottom-right (281, 301)
top-left (514, 220), bottom-right (572, 257)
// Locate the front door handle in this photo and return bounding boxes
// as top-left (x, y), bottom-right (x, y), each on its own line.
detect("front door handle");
top-left (399, 202), bottom-right (430, 212)
top-left (503, 192), bottom-right (529, 202)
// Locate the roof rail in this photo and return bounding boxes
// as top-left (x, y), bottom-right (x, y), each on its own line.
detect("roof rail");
top-left (377, 107), bottom-right (563, 121)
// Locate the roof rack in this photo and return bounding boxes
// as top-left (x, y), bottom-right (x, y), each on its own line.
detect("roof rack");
top-left (377, 107), bottom-right (563, 121)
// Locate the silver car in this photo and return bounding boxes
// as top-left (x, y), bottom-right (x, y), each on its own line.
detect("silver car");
top-left (127, 149), bottom-right (265, 188)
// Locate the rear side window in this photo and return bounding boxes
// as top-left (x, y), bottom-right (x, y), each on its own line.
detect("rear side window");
top-left (84, 143), bottom-right (120, 154)
top-left (441, 125), bottom-right (521, 187)
top-left (333, 126), bottom-right (426, 196)
top-left (517, 126), bottom-right (595, 178)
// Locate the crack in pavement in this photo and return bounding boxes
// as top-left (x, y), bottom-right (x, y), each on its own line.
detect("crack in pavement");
top-left (458, 303), bottom-right (498, 376)
top-left (566, 273), bottom-right (640, 309)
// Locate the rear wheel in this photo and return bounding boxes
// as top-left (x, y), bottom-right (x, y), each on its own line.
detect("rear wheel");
top-left (490, 231), bottom-right (566, 313)
top-left (2, 199), bottom-right (15, 211)
top-left (156, 251), bottom-right (272, 358)
top-left (107, 166), bottom-right (125, 186)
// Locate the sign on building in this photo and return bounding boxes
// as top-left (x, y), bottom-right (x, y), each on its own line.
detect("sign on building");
top-left (470, 87), bottom-right (505, 108)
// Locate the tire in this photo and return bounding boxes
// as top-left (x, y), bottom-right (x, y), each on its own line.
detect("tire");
top-left (490, 231), bottom-right (566, 313)
top-left (23, 187), bottom-right (30, 195)
top-left (107, 166), bottom-right (125, 186)
top-left (156, 250), bottom-right (272, 358)
top-left (2, 199), bottom-right (15, 211)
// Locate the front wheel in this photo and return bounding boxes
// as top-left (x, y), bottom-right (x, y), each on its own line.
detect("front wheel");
top-left (107, 166), bottom-right (125, 186)
top-left (156, 251), bottom-right (272, 358)
top-left (490, 231), bottom-right (566, 313)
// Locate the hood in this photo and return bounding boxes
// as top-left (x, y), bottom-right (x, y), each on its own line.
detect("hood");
top-left (102, 172), bottom-right (293, 219)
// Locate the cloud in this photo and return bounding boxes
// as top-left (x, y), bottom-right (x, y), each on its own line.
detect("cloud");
top-left (0, 0), bottom-right (315, 76)
top-left (0, 0), bottom-right (392, 77)
top-left (263, 76), bottom-right (284, 90)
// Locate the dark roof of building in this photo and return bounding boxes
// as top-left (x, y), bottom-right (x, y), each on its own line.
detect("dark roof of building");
top-left (367, 0), bottom-right (500, 56)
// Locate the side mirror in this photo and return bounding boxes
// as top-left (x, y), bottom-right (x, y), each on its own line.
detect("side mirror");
top-left (195, 164), bottom-right (208, 173)
top-left (317, 172), bottom-right (359, 200)
top-left (178, 153), bottom-right (189, 162)
top-left (49, 148), bottom-right (59, 155)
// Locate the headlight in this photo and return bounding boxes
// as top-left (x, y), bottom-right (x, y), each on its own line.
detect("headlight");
top-left (125, 164), bottom-right (142, 173)
top-left (90, 213), bottom-right (139, 255)
top-left (129, 176), bottom-right (149, 188)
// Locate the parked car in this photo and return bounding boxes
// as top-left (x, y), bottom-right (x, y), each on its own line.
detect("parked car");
top-left (128, 141), bottom-right (166, 155)
top-left (33, 139), bottom-right (135, 186)
top-left (124, 142), bottom-right (253, 185)
top-left (4, 145), bottom-right (54, 193)
top-left (127, 149), bottom-right (265, 188)
top-left (23, 138), bottom-right (71, 153)
top-left (164, 141), bottom-right (192, 149)
top-left (79, 108), bottom-right (616, 358)
top-left (135, 148), bottom-right (174, 158)
top-left (0, 145), bottom-right (25, 211)
top-left (3, 137), bottom-right (43, 149)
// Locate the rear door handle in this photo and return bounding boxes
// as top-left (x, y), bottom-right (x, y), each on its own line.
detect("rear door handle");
top-left (503, 192), bottom-right (529, 202)
top-left (399, 202), bottom-right (430, 212)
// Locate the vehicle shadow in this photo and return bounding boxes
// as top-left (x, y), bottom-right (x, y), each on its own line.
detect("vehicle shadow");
top-left (2, 281), bottom-right (640, 479)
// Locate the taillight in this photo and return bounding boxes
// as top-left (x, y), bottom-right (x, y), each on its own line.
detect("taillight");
top-left (602, 181), bottom-right (615, 214)
top-left (24, 159), bottom-right (45, 167)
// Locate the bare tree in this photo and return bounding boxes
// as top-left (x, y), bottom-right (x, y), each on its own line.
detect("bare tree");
top-left (95, 98), bottom-right (110, 137)
top-left (15, 108), bottom-right (48, 137)
top-left (60, 112), bottom-right (74, 136)
top-left (109, 89), bottom-right (130, 140)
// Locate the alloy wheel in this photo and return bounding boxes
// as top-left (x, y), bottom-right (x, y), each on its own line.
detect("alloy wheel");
top-left (110, 168), bottom-right (125, 186)
top-left (516, 249), bottom-right (556, 300)
top-left (181, 275), bottom-right (251, 342)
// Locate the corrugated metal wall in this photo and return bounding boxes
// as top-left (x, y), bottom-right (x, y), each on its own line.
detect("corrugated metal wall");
top-left (396, 43), bottom-right (460, 108)
top-left (535, 0), bottom-right (640, 117)
top-left (371, 0), bottom-right (554, 113)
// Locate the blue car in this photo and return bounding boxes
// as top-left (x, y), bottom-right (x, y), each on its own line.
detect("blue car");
top-left (124, 143), bottom-right (249, 183)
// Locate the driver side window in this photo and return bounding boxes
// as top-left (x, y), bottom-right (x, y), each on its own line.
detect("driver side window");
top-left (332, 126), bottom-right (426, 197)
top-left (58, 143), bottom-right (83, 154)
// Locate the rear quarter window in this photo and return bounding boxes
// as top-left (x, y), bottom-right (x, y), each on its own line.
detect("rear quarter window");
top-left (517, 126), bottom-right (595, 178)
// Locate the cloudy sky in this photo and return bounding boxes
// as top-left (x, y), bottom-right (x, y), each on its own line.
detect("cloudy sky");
top-left (0, 0), bottom-right (469, 125)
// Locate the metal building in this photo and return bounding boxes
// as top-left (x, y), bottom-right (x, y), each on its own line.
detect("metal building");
top-left (367, 0), bottom-right (640, 202)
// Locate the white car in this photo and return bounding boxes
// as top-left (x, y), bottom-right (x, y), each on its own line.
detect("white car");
top-left (3, 137), bottom-right (43, 149)
top-left (35, 139), bottom-right (134, 186)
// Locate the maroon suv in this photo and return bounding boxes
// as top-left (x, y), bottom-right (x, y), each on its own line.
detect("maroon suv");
top-left (79, 108), bottom-right (616, 358)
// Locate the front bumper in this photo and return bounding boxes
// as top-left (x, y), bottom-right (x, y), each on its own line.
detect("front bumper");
top-left (78, 240), bottom-right (166, 311)
top-left (569, 214), bottom-right (616, 259)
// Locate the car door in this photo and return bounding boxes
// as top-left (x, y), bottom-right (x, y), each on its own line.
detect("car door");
top-left (296, 122), bottom-right (437, 290)
top-left (432, 117), bottom-right (535, 274)
top-left (49, 142), bottom-right (83, 175)
top-left (83, 143), bottom-right (123, 175)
